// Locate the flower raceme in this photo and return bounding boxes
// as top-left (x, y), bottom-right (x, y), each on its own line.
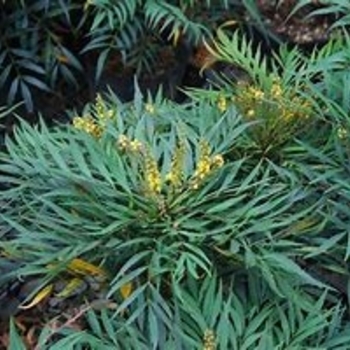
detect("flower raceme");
top-left (165, 141), bottom-right (186, 189)
top-left (95, 93), bottom-right (115, 123)
top-left (73, 116), bottom-right (102, 138)
top-left (72, 94), bottom-right (115, 138)
top-left (117, 134), bottom-right (143, 153)
top-left (72, 98), bottom-right (157, 140)
top-left (217, 95), bottom-right (227, 112)
top-left (72, 100), bottom-right (224, 197)
top-left (144, 150), bottom-right (162, 196)
top-left (116, 136), bottom-right (224, 195)
top-left (231, 78), bottom-right (314, 153)
top-left (202, 329), bottom-right (216, 350)
top-left (234, 79), bottom-right (312, 124)
top-left (191, 140), bottom-right (224, 190)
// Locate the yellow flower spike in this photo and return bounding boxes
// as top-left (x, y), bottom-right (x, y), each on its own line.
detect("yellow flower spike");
top-left (203, 329), bottom-right (216, 350)
top-left (337, 127), bottom-right (347, 139)
top-left (117, 134), bottom-right (130, 150)
top-left (145, 103), bottom-right (155, 114)
top-left (73, 116), bottom-right (102, 138)
top-left (167, 141), bottom-right (185, 189)
top-left (191, 182), bottom-right (199, 190)
top-left (191, 140), bottom-right (213, 189)
top-left (92, 94), bottom-right (115, 123)
top-left (165, 171), bottom-right (174, 183)
top-left (67, 258), bottom-right (106, 278)
top-left (211, 154), bottom-right (224, 169)
top-left (19, 284), bottom-right (54, 310)
top-left (246, 109), bottom-right (255, 118)
top-left (90, 123), bottom-right (102, 138)
top-left (196, 160), bottom-right (211, 179)
top-left (200, 140), bottom-right (211, 158)
top-left (96, 93), bottom-right (104, 108)
top-left (283, 111), bottom-right (294, 122)
top-left (130, 139), bottom-right (143, 152)
top-left (271, 82), bottom-right (283, 98)
top-left (106, 109), bottom-right (115, 119)
top-left (72, 116), bottom-right (85, 129)
top-left (217, 96), bottom-right (227, 112)
top-left (144, 150), bottom-right (162, 196)
top-left (95, 93), bottom-right (110, 121)
top-left (252, 88), bottom-right (264, 100)
top-left (117, 135), bottom-right (143, 153)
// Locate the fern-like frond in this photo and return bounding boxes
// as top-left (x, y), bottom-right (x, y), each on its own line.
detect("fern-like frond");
top-left (144, 0), bottom-right (208, 43)
top-left (205, 29), bottom-right (271, 87)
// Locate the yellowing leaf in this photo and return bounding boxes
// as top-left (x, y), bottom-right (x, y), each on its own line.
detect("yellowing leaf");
top-left (19, 284), bottom-right (53, 310)
top-left (67, 258), bottom-right (106, 278)
top-left (218, 20), bottom-right (238, 31)
top-left (120, 282), bottom-right (133, 299)
top-left (56, 277), bottom-right (85, 298)
top-left (56, 54), bottom-right (69, 64)
top-left (172, 28), bottom-right (181, 47)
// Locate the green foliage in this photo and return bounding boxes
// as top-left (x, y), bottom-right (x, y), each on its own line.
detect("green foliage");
top-left (82, 0), bottom-right (236, 77)
top-left (186, 29), bottom-right (322, 162)
top-left (3, 12), bottom-right (350, 348)
top-left (0, 0), bottom-right (281, 113)
top-left (0, 1), bottom-right (85, 112)
top-left (0, 89), bottom-right (324, 299)
top-left (0, 0), bottom-right (251, 112)
top-left (8, 318), bottom-right (27, 350)
top-left (0, 103), bottom-right (22, 147)
top-left (292, 0), bottom-right (350, 29)
top-left (9, 276), bottom-right (350, 349)
top-left (1, 84), bottom-right (349, 347)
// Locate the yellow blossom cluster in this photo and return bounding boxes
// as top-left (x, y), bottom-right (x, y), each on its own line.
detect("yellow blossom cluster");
top-left (165, 141), bottom-right (186, 189)
top-left (115, 135), bottom-right (224, 196)
top-left (234, 79), bottom-right (312, 124)
top-left (217, 95), bottom-right (228, 112)
top-left (144, 151), bottom-right (162, 195)
top-left (72, 95), bottom-right (116, 138)
top-left (202, 329), bottom-right (216, 350)
top-left (117, 134), bottom-right (143, 152)
top-left (95, 94), bottom-right (115, 123)
top-left (232, 78), bottom-right (315, 152)
top-left (73, 116), bottom-right (102, 138)
top-left (145, 103), bottom-right (156, 114)
top-left (270, 80), bottom-right (282, 98)
top-left (337, 126), bottom-right (348, 140)
top-left (191, 141), bottom-right (224, 190)
top-left (117, 135), bottom-right (161, 196)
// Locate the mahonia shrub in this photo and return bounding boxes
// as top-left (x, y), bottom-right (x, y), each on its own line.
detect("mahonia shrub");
top-left (2, 88), bottom-right (350, 348)
top-left (187, 30), bottom-right (325, 165)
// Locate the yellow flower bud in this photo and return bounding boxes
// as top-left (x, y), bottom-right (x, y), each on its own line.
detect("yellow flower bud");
top-left (145, 103), bottom-right (155, 114)
top-left (217, 96), bottom-right (227, 112)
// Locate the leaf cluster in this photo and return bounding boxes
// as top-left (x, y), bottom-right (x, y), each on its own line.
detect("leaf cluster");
top-left (3, 20), bottom-right (350, 348)
top-left (0, 0), bottom-right (287, 115)
top-left (0, 0), bottom-right (257, 113)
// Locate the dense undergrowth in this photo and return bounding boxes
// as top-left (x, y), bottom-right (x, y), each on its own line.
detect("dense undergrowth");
top-left (2, 1), bottom-right (350, 349)
top-left (0, 0), bottom-right (261, 116)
